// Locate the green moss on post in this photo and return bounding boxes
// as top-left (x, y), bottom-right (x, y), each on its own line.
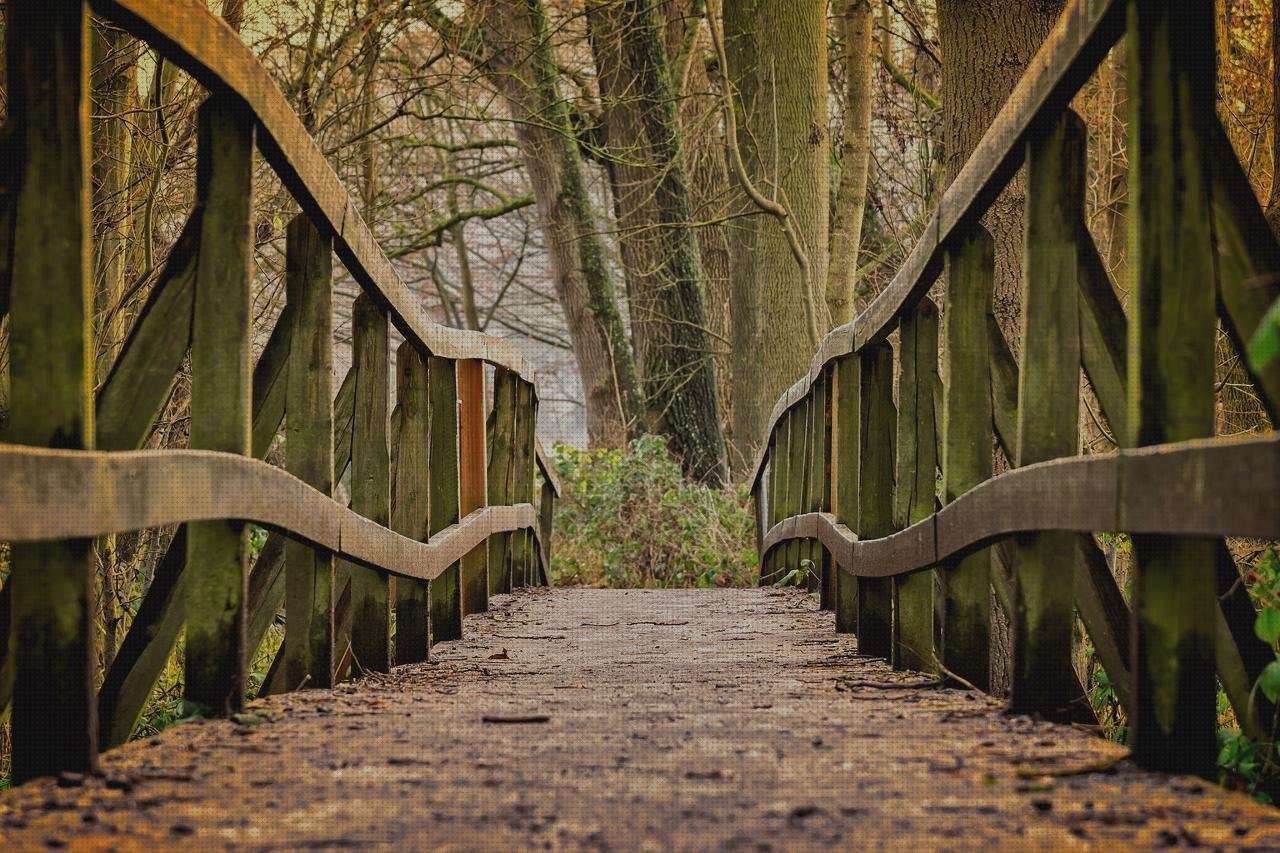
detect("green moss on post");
top-left (185, 95), bottom-right (255, 716)
top-left (348, 294), bottom-right (391, 673)
top-left (428, 356), bottom-right (463, 645)
top-left (7, 0), bottom-right (97, 783)
top-left (857, 342), bottom-right (896, 660)
top-left (941, 225), bottom-right (994, 692)
top-left (831, 354), bottom-right (859, 634)
top-left (487, 368), bottom-right (518, 596)
top-left (1011, 109), bottom-right (1085, 719)
top-left (281, 213), bottom-right (335, 690)
top-left (894, 299), bottom-right (939, 673)
top-left (1126, 0), bottom-right (1218, 777)
top-left (392, 342), bottom-right (431, 663)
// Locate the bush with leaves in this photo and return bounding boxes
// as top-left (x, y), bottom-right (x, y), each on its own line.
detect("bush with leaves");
top-left (549, 436), bottom-right (757, 588)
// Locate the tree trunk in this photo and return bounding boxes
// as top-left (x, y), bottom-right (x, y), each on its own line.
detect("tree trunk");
top-left (722, 0), bottom-right (765, 469)
top-left (827, 0), bottom-right (875, 328)
top-left (434, 0), bottom-right (645, 448)
top-left (721, 0), bottom-right (830, 465)
top-left (586, 0), bottom-right (728, 485)
top-left (937, 0), bottom-right (1064, 351)
top-left (936, 0), bottom-right (1065, 695)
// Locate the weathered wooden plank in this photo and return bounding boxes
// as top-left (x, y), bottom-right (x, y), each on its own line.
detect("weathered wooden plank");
top-left (1009, 108), bottom-right (1084, 720)
top-left (1077, 238), bottom-right (1128, 441)
top-left (1209, 117), bottom-right (1280, 420)
top-left (347, 294), bottom-right (391, 674)
top-left (538, 479), bottom-right (555, 586)
top-left (486, 368), bottom-right (517, 596)
top-left (281, 213), bottom-right (335, 691)
top-left (831, 355), bottom-right (859, 633)
top-left (940, 225), bottom-right (994, 692)
top-left (810, 376), bottom-right (833, 608)
top-left (95, 214), bottom-right (198, 451)
top-left (857, 342), bottom-right (896, 660)
top-left (510, 381), bottom-right (538, 587)
top-left (893, 299), bottom-right (939, 673)
top-left (1126, 0), bottom-right (1219, 778)
top-left (184, 95), bottom-right (254, 717)
top-left (458, 359), bottom-right (488, 614)
top-left (392, 342), bottom-right (431, 662)
top-left (786, 401), bottom-right (808, 585)
top-left (760, 422), bottom-right (787, 586)
top-left (6, 0), bottom-right (98, 782)
top-left (428, 356), bottom-right (463, 644)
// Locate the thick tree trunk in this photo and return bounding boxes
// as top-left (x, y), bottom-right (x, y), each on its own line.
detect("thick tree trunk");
top-left (827, 0), bottom-right (875, 328)
top-left (721, 0), bottom-right (830, 465)
top-left (936, 0), bottom-right (1065, 695)
top-left (452, 0), bottom-right (644, 448)
top-left (722, 0), bottom-right (765, 469)
top-left (937, 0), bottom-right (1064, 351)
top-left (587, 0), bottom-right (728, 485)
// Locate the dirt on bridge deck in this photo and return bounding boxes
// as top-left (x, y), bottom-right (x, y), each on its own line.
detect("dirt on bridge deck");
top-left (2, 588), bottom-right (1279, 851)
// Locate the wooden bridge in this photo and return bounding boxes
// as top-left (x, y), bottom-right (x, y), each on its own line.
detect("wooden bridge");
top-left (0, 0), bottom-right (1279, 847)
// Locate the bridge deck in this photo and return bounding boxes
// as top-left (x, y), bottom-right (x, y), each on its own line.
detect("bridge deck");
top-left (2, 588), bottom-right (1278, 849)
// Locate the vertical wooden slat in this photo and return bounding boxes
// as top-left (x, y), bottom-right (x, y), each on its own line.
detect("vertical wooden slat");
top-left (7, 0), bottom-right (97, 782)
top-left (511, 382), bottom-right (539, 587)
top-left (1127, 0), bottom-right (1218, 777)
top-left (486, 367), bottom-right (517, 596)
top-left (281, 213), bottom-right (335, 691)
top-left (458, 359), bottom-right (488, 614)
top-left (784, 404), bottom-right (806, 581)
top-left (894, 299), bottom-right (939, 673)
top-left (392, 342), bottom-right (431, 663)
top-left (1011, 108), bottom-right (1086, 719)
top-left (941, 225), bottom-right (994, 692)
top-left (831, 354), bottom-right (860, 633)
top-left (539, 478), bottom-right (556, 585)
top-left (857, 342), bottom-right (896, 660)
top-left (810, 376), bottom-right (833, 609)
top-left (760, 428), bottom-right (784, 585)
top-left (428, 356), bottom-right (462, 644)
top-left (184, 96), bottom-right (254, 715)
top-left (348, 294), bottom-right (391, 673)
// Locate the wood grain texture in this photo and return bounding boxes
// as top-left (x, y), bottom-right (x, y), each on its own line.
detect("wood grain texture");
top-left (6, 0), bottom-right (98, 783)
top-left (457, 359), bottom-right (488, 615)
top-left (185, 96), bottom-right (254, 716)
top-left (857, 343), bottom-right (896, 660)
top-left (347, 294), bottom-right (391, 674)
top-left (486, 368), bottom-right (517, 596)
top-left (428, 357), bottom-right (462, 645)
top-left (282, 213), bottom-right (336, 692)
top-left (830, 355), bottom-right (859, 633)
top-left (392, 342), bottom-right (431, 663)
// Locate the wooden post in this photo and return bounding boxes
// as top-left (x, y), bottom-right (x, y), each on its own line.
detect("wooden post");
top-left (894, 299), bottom-right (939, 673)
top-left (348, 294), bottom-right (391, 673)
top-left (1127, 0), bottom-right (1218, 777)
top-left (941, 225), bottom-right (994, 692)
top-left (487, 367), bottom-right (517, 596)
top-left (831, 354), bottom-right (859, 633)
top-left (538, 477), bottom-right (555, 584)
top-left (760, 427), bottom-right (785, 585)
top-left (810, 375), bottom-right (833, 609)
top-left (857, 342), bottom-right (896, 660)
top-left (785, 404), bottom-right (806, 581)
top-left (7, 0), bottom-right (97, 782)
top-left (184, 96), bottom-right (254, 715)
top-left (392, 342), bottom-right (431, 663)
top-left (458, 359), bottom-right (488, 614)
top-left (507, 381), bottom-right (536, 588)
top-left (1010, 109), bottom-right (1086, 719)
top-left (428, 356), bottom-right (462, 644)
top-left (281, 213), bottom-right (334, 690)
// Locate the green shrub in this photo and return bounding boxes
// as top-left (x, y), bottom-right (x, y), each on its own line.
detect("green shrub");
top-left (549, 435), bottom-right (757, 588)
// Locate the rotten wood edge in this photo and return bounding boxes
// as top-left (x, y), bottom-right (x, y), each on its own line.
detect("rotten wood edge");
top-left (748, 0), bottom-right (1123, 487)
top-left (759, 433), bottom-right (1280, 578)
top-left (90, 0), bottom-right (558, 490)
top-left (0, 443), bottom-right (538, 584)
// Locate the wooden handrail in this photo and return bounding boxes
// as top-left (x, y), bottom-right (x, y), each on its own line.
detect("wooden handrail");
top-left (760, 433), bottom-right (1280, 573)
top-left (0, 443), bottom-right (539, 584)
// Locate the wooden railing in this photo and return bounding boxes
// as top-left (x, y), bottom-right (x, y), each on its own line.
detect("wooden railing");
top-left (751, 0), bottom-right (1280, 778)
top-left (0, 0), bottom-right (561, 783)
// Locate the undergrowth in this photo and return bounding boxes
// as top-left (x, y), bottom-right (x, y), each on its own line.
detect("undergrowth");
top-left (548, 435), bottom-right (757, 588)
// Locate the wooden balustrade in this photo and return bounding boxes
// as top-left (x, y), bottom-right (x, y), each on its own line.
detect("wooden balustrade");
top-left (751, 0), bottom-right (1280, 778)
top-left (0, 0), bottom-right (558, 784)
